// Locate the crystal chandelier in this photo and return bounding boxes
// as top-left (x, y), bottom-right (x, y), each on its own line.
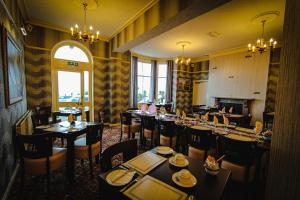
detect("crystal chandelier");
top-left (175, 41), bottom-right (191, 65)
top-left (70, 1), bottom-right (100, 44)
top-left (248, 19), bottom-right (277, 53)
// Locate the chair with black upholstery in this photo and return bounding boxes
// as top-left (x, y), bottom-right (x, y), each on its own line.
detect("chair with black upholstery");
top-left (158, 120), bottom-right (177, 148)
top-left (100, 139), bottom-right (138, 172)
top-left (17, 133), bottom-right (66, 195)
top-left (263, 111), bottom-right (274, 129)
top-left (120, 112), bottom-right (140, 142)
top-left (187, 127), bottom-right (212, 161)
top-left (141, 115), bottom-right (158, 148)
top-left (35, 105), bottom-right (52, 125)
top-left (164, 103), bottom-right (173, 112)
top-left (74, 123), bottom-right (104, 177)
top-left (217, 135), bottom-right (257, 183)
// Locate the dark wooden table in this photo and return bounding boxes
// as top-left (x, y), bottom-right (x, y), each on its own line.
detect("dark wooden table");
top-left (42, 121), bottom-right (97, 183)
top-left (98, 150), bottom-right (231, 200)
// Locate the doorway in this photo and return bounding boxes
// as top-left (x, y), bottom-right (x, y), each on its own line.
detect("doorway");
top-left (51, 40), bottom-right (93, 120)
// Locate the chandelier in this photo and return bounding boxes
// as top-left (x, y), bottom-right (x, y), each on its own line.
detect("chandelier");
top-left (248, 19), bottom-right (277, 53)
top-left (70, 1), bottom-right (100, 43)
top-left (175, 41), bottom-right (191, 65)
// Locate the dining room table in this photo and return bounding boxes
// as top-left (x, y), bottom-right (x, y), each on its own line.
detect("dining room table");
top-left (98, 148), bottom-right (231, 200)
top-left (35, 120), bottom-right (98, 183)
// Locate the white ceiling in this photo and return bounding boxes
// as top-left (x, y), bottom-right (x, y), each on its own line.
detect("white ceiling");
top-left (132, 0), bottom-right (286, 58)
top-left (23, 0), bottom-right (153, 38)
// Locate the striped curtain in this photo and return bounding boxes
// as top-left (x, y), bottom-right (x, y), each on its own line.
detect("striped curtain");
top-left (150, 60), bottom-right (157, 102)
top-left (166, 60), bottom-right (174, 103)
top-left (131, 56), bottom-right (138, 107)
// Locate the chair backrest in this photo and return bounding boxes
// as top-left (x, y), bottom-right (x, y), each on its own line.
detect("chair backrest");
top-left (85, 123), bottom-right (104, 145)
top-left (158, 120), bottom-right (176, 138)
top-left (263, 111), bottom-right (274, 128)
top-left (217, 135), bottom-right (257, 166)
top-left (17, 133), bottom-right (53, 159)
top-left (35, 105), bottom-right (52, 125)
top-left (100, 139), bottom-right (138, 172)
top-left (120, 112), bottom-right (132, 126)
top-left (98, 110), bottom-right (104, 123)
top-left (187, 127), bottom-right (211, 150)
top-left (141, 115), bottom-right (156, 130)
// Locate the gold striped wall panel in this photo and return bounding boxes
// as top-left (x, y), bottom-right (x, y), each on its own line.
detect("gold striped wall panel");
top-left (172, 61), bottom-right (209, 113)
top-left (25, 48), bottom-right (52, 108)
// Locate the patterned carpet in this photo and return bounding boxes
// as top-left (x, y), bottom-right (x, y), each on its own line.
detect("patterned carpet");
top-left (8, 126), bottom-right (132, 200)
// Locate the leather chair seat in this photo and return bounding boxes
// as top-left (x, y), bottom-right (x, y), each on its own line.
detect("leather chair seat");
top-left (221, 160), bottom-right (255, 182)
top-left (24, 147), bottom-right (66, 176)
top-left (143, 128), bottom-right (158, 138)
top-left (188, 146), bottom-right (205, 161)
top-left (160, 134), bottom-right (176, 148)
top-left (122, 123), bottom-right (141, 134)
top-left (74, 137), bottom-right (101, 159)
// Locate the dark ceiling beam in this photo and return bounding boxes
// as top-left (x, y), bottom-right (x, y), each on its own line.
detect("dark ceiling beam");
top-left (111, 0), bottom-right (231, 52)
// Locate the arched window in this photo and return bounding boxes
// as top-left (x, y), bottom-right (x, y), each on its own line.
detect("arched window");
top-left (54, 45), bottom-right (89, 63)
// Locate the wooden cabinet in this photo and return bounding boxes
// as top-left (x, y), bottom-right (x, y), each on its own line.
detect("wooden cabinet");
top-left (208, 51), bottom-right (270, 100)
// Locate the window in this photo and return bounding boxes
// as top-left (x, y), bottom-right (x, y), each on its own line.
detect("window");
top-left (54, 45), bottom-right (89, 63)
top-left (137, 61), bottom-right (151, 103)
top-left (156, 63), bottom-right (167, 103)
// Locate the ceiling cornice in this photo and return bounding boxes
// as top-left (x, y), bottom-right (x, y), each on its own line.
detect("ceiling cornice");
top-left (26, 18), bottom-right (110, 42)
top-left (110, 0), bottom-right (159, 39)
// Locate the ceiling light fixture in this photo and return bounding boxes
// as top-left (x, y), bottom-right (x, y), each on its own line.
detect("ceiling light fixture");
top-left (70, 1), bottom-right (100, 44)
top-left (175, 41), bottom-right (191, 65)
top-left (248, 12), bottom-right (278, 53)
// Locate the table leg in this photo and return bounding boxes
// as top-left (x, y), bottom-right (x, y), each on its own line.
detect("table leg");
top-left (66, 136), bottom-right (75, 184)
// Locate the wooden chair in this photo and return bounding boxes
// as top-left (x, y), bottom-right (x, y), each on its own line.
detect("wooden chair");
top-left (17, 133), bottom-right (66, 195)
top-left (141, 115), bottom-right (158, 148)
top-left (263, 111), bottom-right (274, 129)
top-left (187, 127), bottom-right (212, 161)
top-left (74, 123), bottom-right (104, 177)
top-left (120, 112), bottom-right (140, 142)
top-left (100, 139), bottom-right (138, 172)
top-left (98, 110), bottom-right (104, 123)
top-left (158, 120), bottom-right (177, 148)
top-left (35, 105), bottom-right (52, 124)
top-left (218, 135), bottom-right (257, 183)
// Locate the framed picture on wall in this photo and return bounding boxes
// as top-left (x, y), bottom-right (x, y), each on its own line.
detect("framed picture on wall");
top-left (177, 77), bottom-right (191, 91)
top-left (1, 25), bottom-right (23, 107)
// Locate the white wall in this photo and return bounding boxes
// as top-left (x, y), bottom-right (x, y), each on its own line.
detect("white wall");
top-left (207, 50), bottom-right (270, 123)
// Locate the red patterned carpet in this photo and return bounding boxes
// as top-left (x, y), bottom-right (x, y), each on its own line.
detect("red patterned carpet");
top-left (8, 126), bottom-right (132, 200)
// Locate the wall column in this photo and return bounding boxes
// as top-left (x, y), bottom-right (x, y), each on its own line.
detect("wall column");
top-left (266, 0), bottom-right (300, 199)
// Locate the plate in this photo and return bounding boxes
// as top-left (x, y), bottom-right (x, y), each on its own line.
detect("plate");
top-left (106, 169), bottom-right (135, 186)
top-left (156, 146), bottom-right (174, 155)
top-left (169, 157), bottom-right (189, 167)
top-left (172, 172), bottom-right (197, 188)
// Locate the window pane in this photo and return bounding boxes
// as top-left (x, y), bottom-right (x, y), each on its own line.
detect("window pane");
top-left (158, 64), bottom-right (167, 77)
top-left (137, 62), bottom-right (143, 76)
top-left (84, 71), bottom-right (89, 102)
top-left (58, 71), bottom-right (81, 102)
top-left (157, 77), bottom-right (166, 103)
top-left (143, 63), bottom-right (151, 76)
top-left (137, 76), bottom-right (151, 103)
top-left (54, 45), bottom-right (89, 63)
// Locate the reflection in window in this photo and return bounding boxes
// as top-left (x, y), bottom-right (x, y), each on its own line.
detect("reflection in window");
top-left (54, 45), bottom-right (89, 63)
top-left (58, 71), bottom-right (81, 102)
top-left (156, 64), bottom-right (167, 103)
top-left (137, 61), bottom-right (151, 103)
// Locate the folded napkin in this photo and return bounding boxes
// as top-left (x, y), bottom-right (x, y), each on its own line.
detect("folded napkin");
top-left (254, 121), bottom-right (263, 134)
top-left (182, 111), bottom-right (186, 120)
top-left (148, 103), bottom-right (157, 114)
top-left (81, 111), bottom-right (86, 121)
top-left (221, 107), bottom-right (226, 113)
top-left (68, 114), bottom-right (74, 122)
top-left (160, 106), bottom-right (166, 113)
top-left (213, 115), bottom-right (219, 125)
top-left (223, 115), bottom-right (229, 125)
top-left (202, 112), bottom-right (209, 121)
top-left (176, 109), bottom-right (181, 117)
top-left (229, 107), bottom-right (233, 114)
top-left (141, 104), bottom-right (148, 112)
